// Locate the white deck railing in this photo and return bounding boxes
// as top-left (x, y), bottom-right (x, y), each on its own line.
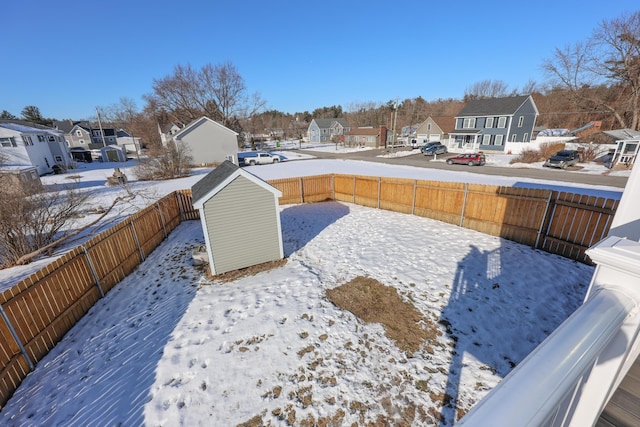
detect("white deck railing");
top-left (458, 156), bottom-right (640, 426)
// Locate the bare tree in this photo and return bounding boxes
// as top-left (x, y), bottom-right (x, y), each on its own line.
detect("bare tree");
top-left (134, 141), bottom-right (193, 181)
top-left (144, 62), bottom-right (265, 133)
top-left (464, 80), bottom-right (510, 100)
top-left (543, 11), bottom-right (640, 130)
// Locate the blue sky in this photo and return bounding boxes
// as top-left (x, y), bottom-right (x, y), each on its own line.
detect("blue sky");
top-left (3, 1), bottom-right (638, 120)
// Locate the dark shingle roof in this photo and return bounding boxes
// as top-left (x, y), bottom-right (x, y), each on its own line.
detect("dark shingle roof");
top-left (191, 160), bottom-right (239, 203)
top-left (457, 95), bottom-right (530, 117)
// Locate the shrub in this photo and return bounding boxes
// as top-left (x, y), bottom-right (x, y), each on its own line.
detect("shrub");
top-left (510, 149), bottom-right (543, 164)
top-left (539, 142), bottom-right (565, 159)
top-left (135, 141), bottom-right (192, 181)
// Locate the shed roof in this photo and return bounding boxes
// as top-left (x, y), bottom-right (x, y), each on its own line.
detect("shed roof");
top-left (191, 160), bottom-right (282, 208)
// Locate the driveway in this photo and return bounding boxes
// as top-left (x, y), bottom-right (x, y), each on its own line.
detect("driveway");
top-left (302, 148), bottom-right (629, 189)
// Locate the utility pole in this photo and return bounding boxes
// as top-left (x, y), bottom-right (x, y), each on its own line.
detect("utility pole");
top-left (391, 99), bottom-right (398, 152)
top-left (95, 107), bottom-right (107, 147)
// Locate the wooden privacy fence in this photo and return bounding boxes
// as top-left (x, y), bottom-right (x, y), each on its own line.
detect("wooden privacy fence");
top-left (0, 175), bottom-right (619, 410)
top-left (0, 191), bottom-right (195, 409)
top-left (268, 174), bottom-right (619, 263)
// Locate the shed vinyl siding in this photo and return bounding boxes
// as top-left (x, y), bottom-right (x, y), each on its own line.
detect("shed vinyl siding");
top-left (203, 175), bottom-right (281, 274)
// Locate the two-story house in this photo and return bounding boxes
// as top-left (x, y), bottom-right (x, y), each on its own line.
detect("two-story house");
top-left (53, 120), bottom-right (118, 150)
top-left (415, 116), bottom-right (456, 144)
top-left (307, 118), bottom-right (350, 143)
top-left (0, 120), bottom-right (73, 175)
top-left (450, 95), bottom-right (538, 153)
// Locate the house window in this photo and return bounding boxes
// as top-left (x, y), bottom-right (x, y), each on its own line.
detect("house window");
top-left (55, 155), bottom-right (63, 162)
top-left (511, 134), bottom-right (517, 142)
top-left (462, 118), bottom-right (476, 129)
top-left (76, 130), bottom-right (83, 137)
top-left (495, 135), bottom-right (504, 145)
top-left (47, 135), bottom-right (56, 142)
top-left (518, 116), bottom-right (524, 127)
top-left (523, 133), bottom-right (529, 142)
top-left (37, 135), bottom-right (45, 142)
top-left (0, 137), bottom-right (16, 147)
top-left (497, 117), bottom-right (507, 128)
top-left (427, 123), bottom-right (432, 131)
top-left (482, 134), bottom-right (491, 145)
top-left (485, 117), bottom-right (494, 128)
top-left (22, 135), bottom-right (33, 146)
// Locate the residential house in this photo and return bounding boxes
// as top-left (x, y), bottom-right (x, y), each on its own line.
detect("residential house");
top-left (450, 95), bottom-right (538, 153)
top-left (191, 160), bottom-right (283, 275)
top-left (53, 120), bottom-right (119, 150)
top-left (344, 126), bottom-right (387, 148)
top-left (159, 122), bottom-right (182, 145)
top-left (307, 118), bottom-right (350, 143)
top-left (415, 116), bottom-right (456, 144)
top-left (606, 129), bottom-right (640, 167)
top-left (168, 116), bottom-right (239, 166)
top-left (0, 120), bottom-right (72, 175)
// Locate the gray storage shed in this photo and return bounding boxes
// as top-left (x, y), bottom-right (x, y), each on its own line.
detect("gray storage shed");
top-left (191, 160), bottom-right (284, 275)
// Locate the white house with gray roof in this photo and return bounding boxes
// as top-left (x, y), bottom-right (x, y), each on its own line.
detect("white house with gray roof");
top-left (0, 120), bottom-right (72, 175)
top-left (191, 160), bottom-right (284, 275)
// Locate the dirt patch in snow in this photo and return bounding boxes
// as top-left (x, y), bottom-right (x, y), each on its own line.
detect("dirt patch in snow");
top-left (202, 258), bottom-right (288, 283)
top-left (326, 276), bottom-right (441, 355)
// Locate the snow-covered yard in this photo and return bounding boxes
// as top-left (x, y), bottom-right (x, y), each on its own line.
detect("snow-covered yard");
top-left (0, 200), bottom-right (593, 426)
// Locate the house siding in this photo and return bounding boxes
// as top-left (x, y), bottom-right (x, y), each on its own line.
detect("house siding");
top-left (202, 175), bottom-right (281, 274)
top-left (174, 118), bottom-right (238, 166)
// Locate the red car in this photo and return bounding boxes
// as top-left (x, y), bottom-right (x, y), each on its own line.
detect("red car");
top-left (446, 153), bottom-right (486, 166)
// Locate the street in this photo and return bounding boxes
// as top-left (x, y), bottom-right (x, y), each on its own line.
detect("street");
top-left (300, 147), bottom-right (629, 189)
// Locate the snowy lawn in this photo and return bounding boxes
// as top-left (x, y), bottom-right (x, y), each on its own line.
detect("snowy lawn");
top-left (0, 202), bottom-right (593, 426)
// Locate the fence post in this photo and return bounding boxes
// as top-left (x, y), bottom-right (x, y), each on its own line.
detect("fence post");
top-left (81, 245), bottom-right (104, 298)
top-left (130, 220), bottom-right (145, 261)
top-left (157, 202), bottom-right (167, 238)
top-left (460, 183), bottom-right (469, 227)
top-left (0, 305), bottom-right (34, 371)
top-left (353, 176), bottom-right (356, 203)
top-left (535, 192), bottom-right (554, 250)
top-left (331, 174), bottom-right (335, 201)
top-left (175, 191), bottom-right (186, 221)
top-left (537, 191), bottom-right (558, 250)
top-left (377, 177), bottom-right (381, 209)
top-left (299, 177), bottom-right (304, 203)
top-left (412, 180), bottom-right (417, 215)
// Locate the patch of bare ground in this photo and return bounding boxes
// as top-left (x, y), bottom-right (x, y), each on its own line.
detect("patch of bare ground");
top-left (203, 258), bottom-right (288, 283)
top-left (325, 276), bottom-right (441, 355)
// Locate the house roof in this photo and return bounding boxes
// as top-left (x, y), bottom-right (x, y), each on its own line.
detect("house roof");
top-left (345, 127), bottom-right (381, 136)
top-left (430, 116), bottom-right (456, 133)
top-left (174, 116), bottom-right (239, 140)
top-left (312, 118), bottom-right (349, 129)
top-left (191, 160), bottom-right (281, 208)
top-left (604, 129), bottom-right (640, 141)
top-left (457, 95), bottom-right (531, 117)
top-left (0, 120), bottom-right (62, 134)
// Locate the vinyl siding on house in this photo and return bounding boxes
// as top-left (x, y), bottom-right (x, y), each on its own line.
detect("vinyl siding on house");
top-left (202, 175), bottom-right (281, 274)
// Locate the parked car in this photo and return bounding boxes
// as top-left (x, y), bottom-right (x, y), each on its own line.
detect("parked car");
top-left (446, 153), bottom-right (486, 166)
top-left (422, 143), bottom-right (447, 156)
top-left (242, 152), bottom-right (281, 166)
top-left (419, 142), bottom-right (440, 153)
top-left (543, 150), bottom-right (579, 169)
top-left (268, 152), bottom-right (287, 162)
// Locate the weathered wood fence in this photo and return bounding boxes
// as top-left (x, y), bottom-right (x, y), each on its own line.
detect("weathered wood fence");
top-left (0, 174), bottom-right (619, 409)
